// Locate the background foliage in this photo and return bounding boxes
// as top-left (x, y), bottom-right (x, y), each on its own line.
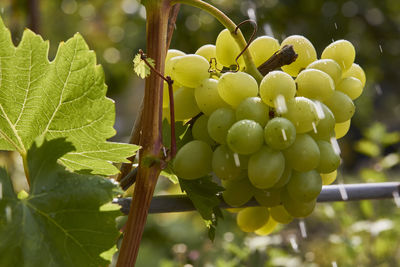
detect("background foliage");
top-left (0, 0), bottom-right (399, 266)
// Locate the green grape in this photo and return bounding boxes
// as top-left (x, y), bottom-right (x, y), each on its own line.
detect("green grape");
top-left (306, 59), bottom-right (342, 84)
top-left (236, 97), bottom-right (270, 127)
top-left (283, 134), bottom-right (320, 172)
top-left (272, 165), bottom-right (292, 189)
top-left (280, 35), bottom-right (317, 77)
top-left (309, 102), bottom-right (335, 141)
top-left (170, 54), bottom-right (210, 88)
top-left (212, 145), bottom-right (242, 180)
top-left (236, 207), bottom-right (269, 233)
top-left (323, 91), bottom-right (355, 123)
top-left (336, 77), bottom-right (363, 100)
top-left (316, 140), bottom-right (341, 173)
top-left (270, 205), bottom-right (293, 224)
top-left (208, 107), bottom-right (236, 144)
top-left (287, 170), bottom-right (322, 202)
top-left (259, 71), bottom-right (296, 108)
top-left (194, 78), bottom-right (229, 116)
top-left (165, 49), bottom-right (186, 76)
top-left (342, 63), bottom-right (366, 87)
top-left (281, 189), bottom-right (317, 218)
top-left (296, 69), bottom-right (335, 101)
top-left (173, 140), bottom-right (213, 180)
top-left (248, 146), bottom-right (285, 189)
top-left (283, 97), bottom-right (320, 134)
top-left (335, 120), bottom-right (351, 139)
top-left (248, 36), bottom-right (280, 67)
top-left (264, 117), bottom-right (296, 150)
top-left (321, 40), bottom-right (355, 71)
top-left (195, 44), bottom-right (223, 69)
top-left (227, 120), bottom-right (264, 155)
top-left (173, 87), bottom-right (200, 121)
top-left (192, 115), bottom-right (215, 146)
top-left (218, 71), bottom-right (258, 107)
top-left (321, 170), bottom-right (337, 185)
top-left (255, 217), bottom-right (278, 235)
top-left (222, 178), bottom-right (254, 207)
top-left (253, 188), bottom-right (282, 207)
top-left (215, 29), bottom-right (244, 68)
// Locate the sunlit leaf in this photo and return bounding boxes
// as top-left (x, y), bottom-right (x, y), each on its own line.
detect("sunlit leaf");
top-left (133, 53), bottom-right (155, 79)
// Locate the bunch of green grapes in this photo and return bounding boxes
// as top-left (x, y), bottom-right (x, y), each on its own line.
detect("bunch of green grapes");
top-left (165, 30), bottom-right (365, 235)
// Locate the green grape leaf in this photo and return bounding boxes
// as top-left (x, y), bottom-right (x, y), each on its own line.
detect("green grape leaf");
top-left (179, 176), bottom-right (224, 240)
top-left (0, 138), bottom-right (121, 267)
top-left (133, 53), bottom-right (154, 79)
top-left (0, 17), bottom-right (138, 175)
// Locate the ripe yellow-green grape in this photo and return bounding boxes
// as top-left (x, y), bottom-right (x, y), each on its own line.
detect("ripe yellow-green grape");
top-left (342, 63), bottom-right (366, 87)
top-left (321, 40), bottom-right (355, 71)
top-left (309, 102), bottom-right (335, 141)
top-left (222, 177), bottom-right (254, 207)
top-left (283, 134), bottom-right (320, 172)
top-left (212, 145), bottom-right (242, 180)
top-left (165, 49), bottom-right (186, 76)
top-left (264, 117), bottom-right (296, 150)
top-left (316, 140), bottom-right (341, 173)
top-left (217, 71), bottom-right (258, 107)
top-left (280, 35), bottom-right (317, 77)
top-left (321, 170), bottom-right (337, 185)
top-left (192, 115), bottom-right (216, 146)
top-left (248, 36), bottom-right (280, 67)
top-left (170, 54), bottom-right (210, 88)
top-left (287, 170), bottom-right (322, 202)
top-left (335, 120), bottom-right (351, 139)
top-left (248, 146), bottom-right (285, 189)
top-left (227, 120), bottom-right (264, 155)
top-left (173, 140), bottom-right (213, 180)
top-left (281, 189), bottom-right (317, 218)
top-left (336, 77), bottom-right (363, 100)
top-left (255, 217), bottom-right (278, 236)
top-left (306, 59), bottom-right (342, 84)
top-left (270, 205), bottom-right (293, 224)
top-left (173, 87), bottom-right (200, 121)
top-left (283, 97), bottom-right (320, 134)
top-left (259, 71), bottom-right (296, 108)
top-left (195, 44), bottom-right (223, 70)
top-left (296, 69), bottom-right (335, 101)
top-left (253, 188), bottom-right (282, 207)
top-left (236, 207), bottom-right (270, 233)
top-left (236, 97), bottom-right (270, 127)
top-left (208, 107), bottom-right (236, 144)
top-left (323, 91), bottom-right (355, 123)
top-left (194, 78), bottom-right (229, 116)
top-left (215, 29), bottom-right (244, 68)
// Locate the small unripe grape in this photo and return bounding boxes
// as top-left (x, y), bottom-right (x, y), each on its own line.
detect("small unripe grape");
top-left (173, 140), bottom-right (213, 180)
top-left (280, 35), bottom-right (317, 77)
top-left (287, 170), bottom-right (322, 202)
top-left (321, 40), bottom-right (355, 71)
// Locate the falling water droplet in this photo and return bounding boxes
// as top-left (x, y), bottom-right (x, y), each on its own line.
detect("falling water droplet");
top-left (312, 122), bottom-right (318, 133)
top-left (299, 219), bottom-right (307, 238)
top-left (233, 153), bottom-right (240, 167)
top-left (5, 206), bottom-right (12, 223)
top-left (281, 129), bottom-right (287, 141)
top-left (375, 84), bottom-right (383, 95)
top-left (274, 95), bottom-right (287, 114)
top-left (392, 191), bottom-right (400, 207)
top-left (162, 147), bottom-right (167, 158)
top-left (332, 261), bottom-right (338, 267)
top-left (263, 23), bottom-right (274, 37)
top-left (0, 182), bottom-right (2, 200)
top-left (247, 7), bottom-right (256, 21)
top-left (289, 235), bottom-right (299, 252)
top-left (334, 22), bottom-right (338, 29)
top-left (330, 137), bottom-right (341, 155)
top-left (379, 44), bottom-right (383, 53)
top-left (314, 101), bottom-right (326, 119)
top-left (338, 183), bottom-right (348, 201)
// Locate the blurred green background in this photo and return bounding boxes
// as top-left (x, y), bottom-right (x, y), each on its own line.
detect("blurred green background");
top-left (1, 0), bottom-right (399, 266)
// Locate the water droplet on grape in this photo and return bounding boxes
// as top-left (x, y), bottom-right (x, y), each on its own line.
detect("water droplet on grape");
top-left (274, 95), bottom-right (287, 114)
top-left (233, 153), bottom-right (240, 167)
